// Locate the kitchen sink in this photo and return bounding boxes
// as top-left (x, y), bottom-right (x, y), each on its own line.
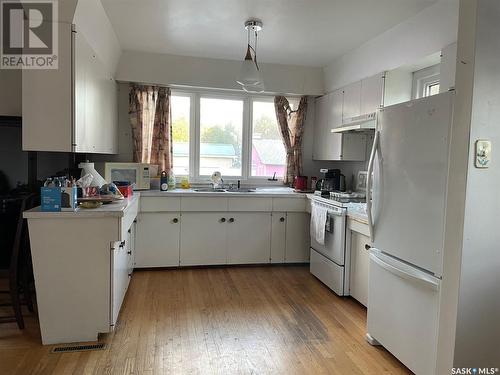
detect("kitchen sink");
top-left (192, 188), bottom-right (226, 192)
top-left (225, 188), bottom-right (256, 193)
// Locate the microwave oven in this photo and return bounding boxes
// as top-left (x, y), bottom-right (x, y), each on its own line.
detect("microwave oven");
top-left (104, 163), bottom-right (151, 190)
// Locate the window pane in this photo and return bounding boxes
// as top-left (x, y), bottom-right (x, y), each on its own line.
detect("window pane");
top-left (427, 83), bottom-right (440, 96)
top-left (171, 95), bottom-right (190, 176)
top-left (199, 97), bottom-right (243, 176)
top-left (251, 101), bottom-right (286, 178)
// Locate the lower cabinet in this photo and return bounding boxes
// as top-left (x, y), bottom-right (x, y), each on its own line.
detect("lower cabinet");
top-left (285, 212), bottom-right (311, 262)
top-left (227, 213), bottom-right (271, 264)
top-left (180, 212), bottom-right (227, 266)
top-left (135, 212), bottom-right (181, 267)
top-left (348, 219), bottom-right (371, 306)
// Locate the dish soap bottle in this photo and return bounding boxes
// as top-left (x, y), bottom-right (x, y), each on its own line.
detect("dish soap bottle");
top-left (167, 170), bottom-right (176, 190)
top-left (160, 171), bottom-right (168, 191)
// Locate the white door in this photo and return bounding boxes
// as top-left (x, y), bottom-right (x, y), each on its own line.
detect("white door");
top-left (135, 213), bottom-right (180, 267)
top-left (342, 81), bottom-right (361, 122)
top-left (270, 213), bottom-right (286, 263)
top-left (349, 231), bottom-right (371, 306)
top-left (180, 213), bottom-right (227, 266)
top-left (373, 92), bottom-right (454, 275)
top-left (367, 250), bottom-right (440, 375)
top-left (110, 241), bottom-right (129, 326)
top-left (226, 213), bottom-right (271, 264)
top-left (361, 73), bottom-right (384, 115)
top-left (285, 213), bottom-right (310, 263)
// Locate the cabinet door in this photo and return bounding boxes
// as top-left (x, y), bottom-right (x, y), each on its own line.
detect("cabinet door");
top-left (135, 213), bottom-right (180, 267)
top-left (180, 213), bottom-right (227, 266)
top-left (226, 213), bottom-right (271, 264)
top-left (285, 213), bottom-right (310, 263)
top-left (361, 73), bottom-right (384, 115)
top-left (22, 22), bottom-right (73, 152)
top-left (342, 81), bottom-right (361, 122)
top-left (340, 133), bottom-right (367, 161)
top-left (313, 95), bottom-right (330, 160)
top-left (313, 92), bottom-right (343, 161)
top-left (74, 30), bottom-right (117, 154)
top-left (271, 213), bottom-right (286, 263)
top-left (350, 231), bottom-right (371, 306)
top-left (111, 241), bottom-right (129, 326)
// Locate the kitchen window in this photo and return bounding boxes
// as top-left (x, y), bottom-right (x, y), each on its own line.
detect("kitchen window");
top-left (412, 64), bottom-right (440, 99)
top-left (171, 89), bottom-right (290, 183)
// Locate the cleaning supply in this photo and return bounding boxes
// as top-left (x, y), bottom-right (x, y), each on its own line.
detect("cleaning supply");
top-left (167, 170), bottom-right (176, 190)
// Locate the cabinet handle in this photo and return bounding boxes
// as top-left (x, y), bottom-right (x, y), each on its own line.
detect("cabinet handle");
top-left (127, 250), bottom-right (132, 255)
top-left (172, 218), bottom-right (179, 223)
top-left (119, 241), bottom-right (125, 248)
top-left (220, 218), bottom-right (226, 223)
top-left (280, 217), bottom-right (285, 222)
top-left (229, 218), bottom-right (234, 223)
top-left (365, 244), bottom-right (371, 251)
top-left (128, 273), bottom-right (132, 277)
top-left (128, 228), bottom-right (131, 233)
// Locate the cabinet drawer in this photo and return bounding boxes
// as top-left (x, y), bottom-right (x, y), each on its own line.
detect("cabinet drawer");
top-left (348, 217), bottom-right (370, 237)
top-left (120, 198), bottom-right (139, 240)
top-left (310, 248), bottom-right (345, 296)
top-left (227, 197), bottom-right (272, 212)
top-left (141, 197), bottom-right (181, 212)
top-left (181, 197), bottom-right (228, 211)
top-left (272, 198), bottom-right (306, 212)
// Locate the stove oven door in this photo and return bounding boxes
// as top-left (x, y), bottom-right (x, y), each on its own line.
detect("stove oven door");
top-left (310, 208), bottom-right (346, 266)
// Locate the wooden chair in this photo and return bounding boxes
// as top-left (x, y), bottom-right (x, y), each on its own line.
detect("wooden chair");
top-left (0, 193), bottom-right (38, 329)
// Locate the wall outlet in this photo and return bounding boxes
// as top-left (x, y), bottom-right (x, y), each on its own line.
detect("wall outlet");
top-left (475, 140), bottom-right (491, 168)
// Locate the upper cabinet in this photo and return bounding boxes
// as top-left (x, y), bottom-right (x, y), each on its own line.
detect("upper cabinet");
top-left (360, 73), bottom-right (385, 115)
top-left (22, 22), bottom-right (118, 153)
top-left (342, 81), bottom-right (362, 123)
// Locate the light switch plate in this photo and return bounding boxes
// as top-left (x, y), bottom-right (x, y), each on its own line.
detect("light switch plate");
top-left (475, 140), bottom-right (491, 168)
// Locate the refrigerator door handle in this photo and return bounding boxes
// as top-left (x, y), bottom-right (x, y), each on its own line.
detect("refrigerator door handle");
top-left (366, 130), bottom-right (380, 242)
top-left (370, 251), bottom-right (440, 291)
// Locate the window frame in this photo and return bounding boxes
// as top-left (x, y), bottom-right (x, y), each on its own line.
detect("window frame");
top-left (412, 64), bottom-right (440, 99)
top-left (171, 88), bottom-right (292, 184)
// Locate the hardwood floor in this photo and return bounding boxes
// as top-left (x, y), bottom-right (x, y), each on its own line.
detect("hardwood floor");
top-left (0, 266), bottom-right (411, 374)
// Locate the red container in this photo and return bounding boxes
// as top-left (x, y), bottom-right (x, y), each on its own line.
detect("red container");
top-left (294, 176), bottom-right (308, 191)
top-left (118, 185), bottom-right (133, 198)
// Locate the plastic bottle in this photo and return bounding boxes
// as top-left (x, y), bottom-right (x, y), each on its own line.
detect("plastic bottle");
top-left (167, 170), bottom-right (176, 190)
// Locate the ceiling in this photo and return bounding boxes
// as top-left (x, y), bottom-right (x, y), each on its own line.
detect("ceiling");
top-left (101, 0), bottom-right (438, 67)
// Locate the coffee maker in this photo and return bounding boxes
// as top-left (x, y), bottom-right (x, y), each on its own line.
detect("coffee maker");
top-left (315, 169), bottom-right (346, 196)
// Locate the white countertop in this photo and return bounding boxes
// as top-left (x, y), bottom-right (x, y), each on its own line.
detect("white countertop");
top-left (140, 187), bottom-right (308, 198)
top-left (24, 194), bottom-right (139, 219)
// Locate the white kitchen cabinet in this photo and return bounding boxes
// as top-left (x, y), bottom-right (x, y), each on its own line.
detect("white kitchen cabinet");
top-left (348, 218), bottom-right (371, 306)
top-left (226, 213), bottom-right (271, 264)
top-left (440, 42), bottom-right (457, 93)
top-left (270, 213), bottom-right (286, 263)
top-left (361, 73), bottom-right (385, 115)
top-left (313, 90), bottom-right (344, 161)
top-left (180, 213), bottom-right (227, 266)
top-left (285, 212), bottom-right (310, 263)
top-left (111, 239), bottom-right (130, 326)
top-left (135, 212), bottom-right (180, 267)
top-left (342, 81), bottom-right (362, 122)
top-left (22, 22), bottom-right (117, 153)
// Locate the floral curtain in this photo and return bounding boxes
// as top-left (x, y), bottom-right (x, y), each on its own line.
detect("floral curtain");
top-left (274, 96), bottom-right (308, 186)
top-left (129, 84), bottom-right (172, 172)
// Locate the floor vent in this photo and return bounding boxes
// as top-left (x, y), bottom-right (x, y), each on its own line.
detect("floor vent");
top-left (51, 343), bottom-right (106, 353)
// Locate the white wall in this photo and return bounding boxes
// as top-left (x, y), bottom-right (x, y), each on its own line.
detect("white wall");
top-left (323, 0), bottom-right (459, 92)
top-left (116, 50), bottom-right (324, 96)
top-left (73, 0), bottom-right (122, 74)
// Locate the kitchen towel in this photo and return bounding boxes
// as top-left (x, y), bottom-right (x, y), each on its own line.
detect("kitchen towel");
top-left (311, 203), bottom-right (328, 245)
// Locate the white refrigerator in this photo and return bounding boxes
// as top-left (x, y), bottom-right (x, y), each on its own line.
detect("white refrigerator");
top-left (366, 91), bottom-right (454, 375)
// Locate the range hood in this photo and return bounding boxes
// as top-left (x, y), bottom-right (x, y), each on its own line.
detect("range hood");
top-left (331, 112), bottom-right (376, 133)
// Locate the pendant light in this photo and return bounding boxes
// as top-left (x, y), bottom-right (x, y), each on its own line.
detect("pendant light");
top-left (237, 19), bottom-right (264, 93)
